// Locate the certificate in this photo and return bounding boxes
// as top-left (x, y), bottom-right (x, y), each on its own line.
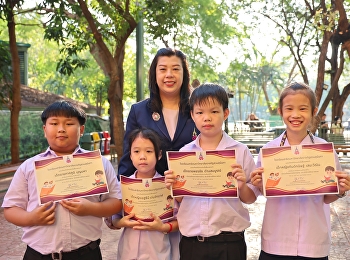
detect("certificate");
top-left (120, 176), bottom-right (174, 221)
top-left (261, 143), bottom-right (339, 197)
top-left (167, 150), bottom-right (237, 198)
top-left (34, 150), bottom-right (109, 204)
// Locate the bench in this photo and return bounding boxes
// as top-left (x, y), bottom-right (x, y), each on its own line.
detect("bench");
top-left (231, 132), bottom-right (275, 154)
top-left (0, 164), bottom-right (20, 176)
top-left (328, 134), bottom-right (346, 145)
top-left (327, 134), bottom-right (350, 156)
top-left (333, 145), bottom-right (350, 156)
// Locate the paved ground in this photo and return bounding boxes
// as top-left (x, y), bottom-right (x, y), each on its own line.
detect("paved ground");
top-left (0, 155), bottom-right (349, 260)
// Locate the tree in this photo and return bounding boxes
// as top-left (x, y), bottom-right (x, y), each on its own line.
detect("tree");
top-left (316, 0), bottom-right (350, 123)
top-left (238, 0), bottom-right (350, 131)
top-left (162, 0), bottom-right (240, 82)
top-left (37, 0), bottom-right (143, 161)
top-left (37, 0), bottom-right (238, 161)
top-left (0, 0), bottom-right (23, 164)
top-left (221, 43), bottom-right (291, 121)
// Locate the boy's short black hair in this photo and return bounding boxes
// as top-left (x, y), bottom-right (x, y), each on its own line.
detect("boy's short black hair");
top-left (41, 100), bottom-right (87, 125)
top-left (189, 83), bottom-right (229, 111)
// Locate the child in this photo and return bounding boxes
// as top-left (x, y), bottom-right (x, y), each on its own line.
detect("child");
top-left (250, 82), bottom-right (350, 260)
top-left (165, 83), bottom-right (259, 260)
top-left (111, 127), bottom-right (179, 260)
top-left (1, 100), bottom-right (122, 260)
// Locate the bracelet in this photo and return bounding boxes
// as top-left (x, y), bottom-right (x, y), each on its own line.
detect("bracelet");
top-left (336, 191), bottom-right (347, 198)
top-left (163, 222), bottom-right (173, 234)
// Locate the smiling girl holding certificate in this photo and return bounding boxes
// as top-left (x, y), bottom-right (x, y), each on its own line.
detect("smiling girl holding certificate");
top-left (250, 82), bottom-right (350, 260)
top-left (111, 127), bottom-right (179, 260)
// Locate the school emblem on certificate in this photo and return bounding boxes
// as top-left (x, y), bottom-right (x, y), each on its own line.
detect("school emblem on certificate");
top-left (120, 176), bottom-right (174, 221)
top-left (261, 143), bottom-right (339, 197)
top-left (34, 150), bottom-right (109, 204)
top-left (166, 149), bottom-right (238, 198)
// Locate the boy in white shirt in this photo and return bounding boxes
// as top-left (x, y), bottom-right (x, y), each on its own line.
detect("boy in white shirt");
top-left (165, 83), bottom-right (259, 260)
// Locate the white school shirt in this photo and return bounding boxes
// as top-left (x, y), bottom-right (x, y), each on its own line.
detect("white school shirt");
top-left (117, 171), bottom-right (180, 260)
top-left (2, 146), bottom-right (121, 255)
top-left (256, 132), bottom-right (341, 258)
top-left (176, 131), bottom-right (260, 237)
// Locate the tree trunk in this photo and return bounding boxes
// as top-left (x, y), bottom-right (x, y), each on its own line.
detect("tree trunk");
top-left (77, 0), bottom-right (136, 163)
top-left (332, 0), bottom-right (350, 121)
top-left (7, 6), bottom-right (21, 164)
top-left (108, 47), bottom-right (125, 164)
top-left (262, 81), bottom-right (274, 115)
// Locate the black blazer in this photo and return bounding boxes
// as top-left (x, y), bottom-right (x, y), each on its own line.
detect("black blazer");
top-left (118, 99), bottom-right (198, 177)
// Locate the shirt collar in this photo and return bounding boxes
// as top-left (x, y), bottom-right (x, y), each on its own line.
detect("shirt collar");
top-left (192, 131), bottom-right (240, 150)
top-left (41, 146), bottom-right (84, 157)
top-left (130, 171), bottom-right (162, 178)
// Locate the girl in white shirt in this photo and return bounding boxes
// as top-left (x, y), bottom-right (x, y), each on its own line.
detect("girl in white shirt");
top-left (112, 127), bottom-right (179, 260)
top-left (251, 82), bottom-right (350, 260)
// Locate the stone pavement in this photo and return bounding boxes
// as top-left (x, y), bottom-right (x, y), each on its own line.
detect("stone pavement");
top-left (0, 156), bottom-right (350, 260)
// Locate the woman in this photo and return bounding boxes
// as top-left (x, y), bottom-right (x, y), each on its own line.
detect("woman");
top-left (118, 48), bottom-right (198, 177)
top-left (107, 48), bottom-right (197, 260)
top-left (244, 113), bottom-right (263, 132)
top-left (330, 116), bottom-right (344, 135)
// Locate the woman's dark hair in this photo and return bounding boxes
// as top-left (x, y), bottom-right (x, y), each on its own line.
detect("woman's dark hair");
top-left (334, 116), bottom-right (342, 127)
top-left (148, 48), bottom-right (191, 114)
top-left (41, 100), bottom-right (86, 125)
top-left (189, 83), bottom-right (229, 111)
top-left (128, 127), bottom-right (162, 161)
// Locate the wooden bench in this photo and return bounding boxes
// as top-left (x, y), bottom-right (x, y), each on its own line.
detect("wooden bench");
top-left (333, 145), bottom-right (350, 156)
top-left (327, 134), bottom-right (350, 155)
top-left (232, 132), bottom-right (275, 140)
top-left (231, 132), bottom-right (275, 154)
top-left (0, 164), bottom-right (20, 176)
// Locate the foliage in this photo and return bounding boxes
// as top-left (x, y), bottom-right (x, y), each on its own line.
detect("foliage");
top-left (0, 110), bottom-right (109, 164)
top-left (0, 40), bottom-right (12, 108)
top-left (228, 0), bottom-right (350, 131)
top-left (313, 6), bottom-right (338, 32)
top-left (220, 40), bottom-right (291, 120)
top-left (0, 13), bottom-right (112, 114)
top-left (0, 111), bottom-right (45, 164)
top-left (144, 0), bottom-right (184, 42)
top-left (143, 0), bottom-right (241, 83)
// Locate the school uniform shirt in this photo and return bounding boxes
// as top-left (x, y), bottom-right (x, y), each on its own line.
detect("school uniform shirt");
top-left (2, 146), bottom-right (121, 255)
top-left (116, 171), bottom-right (180, 260)
top-left (256, 132), bottom-right (342, 258)
top-left (118, 99), bottom-right (197, 177)
top-left (177, 131), bottom-right (260, 237)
